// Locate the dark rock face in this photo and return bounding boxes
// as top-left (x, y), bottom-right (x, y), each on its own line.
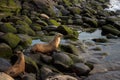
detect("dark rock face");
top-left (71, 63), bottom-right (90, 76)
top-left (0, 58), bottom-right (12, 72)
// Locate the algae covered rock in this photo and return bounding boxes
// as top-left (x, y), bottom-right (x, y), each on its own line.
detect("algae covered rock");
top-left (60, 44), bottom-right (80, 55)
top-left (25, 56), bottom-right (39, 73)
top-left (52, 52), bottom-right (74, 68)
top-left (0, 23), bottom-right (17, 33)
top-left (69, 7), bottom-right (81, 14)
top-left (16, 20), bottom-right (35, 36)
top-left (102, 24), bottom-right (120, 36)
top-left (30, 23), bottom-right (42, 31)
top-left (0, 0), bottom-right (21, 18)
top-left (0, 43), bottom-right (13, 58)
top-left (83, 17), bottom-right (98, 27)
top-left (1, 33), bottom-right (20, 48)
top-left (57, 25), bottom-right (79, 40)
top-left (18, 34), bottom-right (32, 48)
top-left (48, 19), bottom-right (61, 27)
top-left (21, 15), bottom-right (32, 24)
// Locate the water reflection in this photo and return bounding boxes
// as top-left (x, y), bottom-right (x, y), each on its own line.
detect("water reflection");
top-left (79, 29), bottom-right (106, 41)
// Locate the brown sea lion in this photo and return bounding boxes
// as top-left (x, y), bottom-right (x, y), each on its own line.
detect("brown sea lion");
top-left (31, 33), bottom-right (63, 54)
top-left (5, 51), bottom-right (25, 77)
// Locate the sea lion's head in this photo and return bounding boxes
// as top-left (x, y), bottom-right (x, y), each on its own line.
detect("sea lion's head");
top-left (56, 33), bottom-right (63, 38)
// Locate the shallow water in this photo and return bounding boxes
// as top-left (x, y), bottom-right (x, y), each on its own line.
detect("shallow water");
top-left (79, 29), bottom-right (106, 41)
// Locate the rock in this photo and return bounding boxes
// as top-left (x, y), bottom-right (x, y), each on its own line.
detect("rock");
top-left (52, 52), bottom-right (73, 70)
top-left (36, 19), bottom-right (48, 26)
top-left (0, 0), bottom-right (21, 18)
top-left (17, 34), bottom-right (32, 48)
top-left (25, 56), bottom-right (39, 73)
top-left (92, 38), bottom-right (108, 43)
top-left (71, 63), bottom-right (90, 76)
top-left (30, 23), bottom-right (42, 31)
top-left (68, 54), bottom-right (84, 63)
top-left (57, 25), bottom-right (79, 40)
top-left (60, 44), bottom-right (80, 55)
top-left (0, 43), bottom-right (13, 58)
top-left (16, 20), bottom-right (35, 36)
top-left (0, 72), bottom-right (14, 80)
top-left (0, 32), bottom-right (5, 40)
top-left (0, 23), bottom-right (17, 33)
top-left (56, 5), bottom-right (70, 16)
top-left (68, 7), bottom-right (81, 14)
top-left (1, 33), bottom-right (20, 48)
top-left (33, 0), bottom-right (56, 16)
top-left (21, 15), bottom-right (32, 24)
top-left (46, 74), bottom-right (78, 80)
top-left (90, 62), bottom-right (120, 74)
top-left (40, 54), bottom-right (52, 64)
top-left (40, 13), bottom-right (50, 19)
top-left (0, 58), bottom-right (12, 72)
top-left (85, 71), bottom-right (120, 80)
top-left (83, 17), bottom-right (98, 27)
top-left (102, 24), bottom-right (120, 36)
top-left (48, 19), bottom-right (61, 27)
top-left (22, 73), bottom-right (36, 80)
top-left (40, 66), bottom-right (53, 80)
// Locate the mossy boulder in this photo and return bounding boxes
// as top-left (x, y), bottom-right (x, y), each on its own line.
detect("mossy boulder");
top-left (52, 52), bottom-right (74, 68)
top-left (0, 23), bottom-right (17, 33)
top-left (16, 20), bottom-right (35, 36)
top-left (25, 56), bottom-right (39, 73)
top-left (68, 54), bottom-right (84, 63)
top-left (0, 0), bottom-right (21, 18)
top-left (17, 34), bottom-right (32, 48)
top-left (83, 17), bottom-right (98, 27)
top-left (21, 15), bottom-right (32, 24)
top-left (63, 0), bottom-right (72, 6)
top-left (57, 25), bottom-right (79, 40)
top-left (30, 23), bottom-right (42, 31)
top-left (36, 20), bottom-right (48, 26)
top-left (1, 33), bottom-right (20, 48)
top-left (60, 44), bottom-right (80, 55)
top-left (33, 0), bottom-right (56, 17)
top-left (0, 43), bottom-right (13, 58)
top-left (48, 19), bottom-right (61, 27)
top-left (69, 7), bottom-right (81, 14)
top-left (102, 24), bottom-right (120, 36)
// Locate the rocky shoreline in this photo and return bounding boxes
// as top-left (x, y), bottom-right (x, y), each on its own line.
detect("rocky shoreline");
top-left (0, 0), bottom-right (120, 80)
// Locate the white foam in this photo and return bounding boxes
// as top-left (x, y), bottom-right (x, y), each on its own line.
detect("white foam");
top-left (105, 0), bottom-right (120, 12)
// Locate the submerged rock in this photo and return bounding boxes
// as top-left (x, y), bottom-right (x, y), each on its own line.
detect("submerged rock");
top-left (85, 71), bottom-right (120, 80)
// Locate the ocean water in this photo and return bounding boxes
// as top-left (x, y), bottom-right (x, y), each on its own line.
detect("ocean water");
top-left (105, 0), bottom-right (120, 11)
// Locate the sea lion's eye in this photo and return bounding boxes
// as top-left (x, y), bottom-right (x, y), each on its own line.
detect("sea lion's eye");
top-left (10, 71), bottom-right (15, 75)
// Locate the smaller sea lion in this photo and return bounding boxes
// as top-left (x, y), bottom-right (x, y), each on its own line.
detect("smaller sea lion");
top-left (31, 33), bottom-right (63, 54)
top-left (5, 51), bottom-right (25, 77)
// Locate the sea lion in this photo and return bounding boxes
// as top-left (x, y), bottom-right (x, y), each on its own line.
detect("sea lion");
top-left (5, 51), bottom-right (25, 77)
top-left (31, 33), bottom-right (63, 54)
